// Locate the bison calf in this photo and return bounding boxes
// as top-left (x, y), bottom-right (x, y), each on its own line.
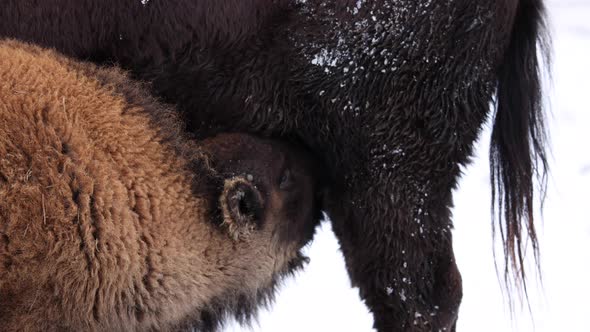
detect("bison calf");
top-left (0, 40), bottom-right (321, 331)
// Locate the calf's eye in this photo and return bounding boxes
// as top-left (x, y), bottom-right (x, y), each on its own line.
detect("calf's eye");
top-left (279, 169), bottom-right (294, 190)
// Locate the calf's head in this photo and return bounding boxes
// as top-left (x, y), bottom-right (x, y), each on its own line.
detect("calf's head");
top-left (203, 133), bottom-right (322, 247)
top-left (172, 133), bottom-right (324, 330)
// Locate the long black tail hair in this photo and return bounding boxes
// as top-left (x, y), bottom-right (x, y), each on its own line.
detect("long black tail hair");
top-left (490, 0), bottom-right (550, 298)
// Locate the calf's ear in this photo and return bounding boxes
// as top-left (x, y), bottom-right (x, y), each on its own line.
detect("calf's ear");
top-left (219, 177), bottom-right (264, 240)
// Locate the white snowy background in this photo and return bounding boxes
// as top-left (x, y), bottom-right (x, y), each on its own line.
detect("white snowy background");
top-left (228, 1), bottom-right (590, 331)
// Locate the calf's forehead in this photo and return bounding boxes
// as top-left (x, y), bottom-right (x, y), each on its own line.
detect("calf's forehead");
top-left (200, 134), bottom-right (298, 175)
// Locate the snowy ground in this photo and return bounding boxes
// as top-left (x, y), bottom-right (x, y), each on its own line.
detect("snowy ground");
top-left (228, 1), bottom-right (590, 331)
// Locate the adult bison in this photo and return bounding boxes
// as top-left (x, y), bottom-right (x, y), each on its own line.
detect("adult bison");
top-left (1, 0), bottom-right (550, 330)
top-left (0, 40), bottom-right (322, 331)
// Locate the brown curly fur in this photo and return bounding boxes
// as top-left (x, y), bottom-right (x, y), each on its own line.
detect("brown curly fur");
top-left (0, 40), bottom-right (321, 331)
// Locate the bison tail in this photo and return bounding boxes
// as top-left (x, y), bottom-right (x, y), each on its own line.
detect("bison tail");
top-left (490, 0), bottom-right (550, 297)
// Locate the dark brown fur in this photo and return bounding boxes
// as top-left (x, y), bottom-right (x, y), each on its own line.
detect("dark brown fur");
top-left (0, 40), bottom-right (321, 331)
top-left (0, 1), bottom-right (550, 330)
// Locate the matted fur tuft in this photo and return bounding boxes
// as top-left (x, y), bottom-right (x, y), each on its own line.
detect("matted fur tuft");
top-left (218, 177), bottom-right (262, 241)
